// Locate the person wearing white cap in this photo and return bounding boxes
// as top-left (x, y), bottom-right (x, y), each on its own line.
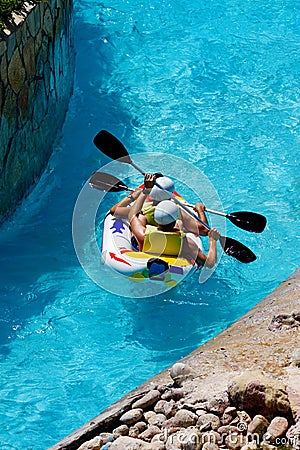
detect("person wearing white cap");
top-left (109, 174), bottom-right (173, 219)
top-left (141, 175), bottom-right (175, 226)
top-left (150, 176), bottom-right (175, 201)
top-left (143, 175), bottom-right (209, 236)
top-left (128, 174), bottom-right (220, 268)
top-left (110, 173), bottom-right (209, 236)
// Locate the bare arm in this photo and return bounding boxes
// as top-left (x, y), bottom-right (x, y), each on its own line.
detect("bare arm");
top-left (127, 189), bottom-right (150, 221)
top-left (202, 228), bottom-right (220, 268)
top-left (193, 203), bottom-right (209, 236)
top-left (180, 203), bottom-right (209, 236)
top-left (110, 188), bottom-right (142, 217)
top-left (128, 174), bottom-right (156, 251)
top-left (183, 228), bottom-right (220, 268)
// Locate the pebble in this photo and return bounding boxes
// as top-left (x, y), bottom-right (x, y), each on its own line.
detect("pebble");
top-left (138, 425), bottom-right (161, 442)
top-left (144, 411), bottom-right (156, 422)
top-left (180, 401), bottom-right (208, 412)
top-left (225, 434), bottom-right (248, 450)
top-left (128, 427), bottom-right (140, 439)
top-left (173, 408), bottom-right (198, 427)
top-left (169, 363), bottom-right (195, 386)
top-left (147, 413), bottom-right (167, 427)
top-left (109, 436), bottom-right (164, 449)
top-left (77, 436), bottom-right (103, 450)
top-left (129, 421), bottom-right (147, 437)
top-left (179, 426), bottom-right (202, 450)
top-left (99, 433), bottom-right (114, 442)
top-left (112, 424), bottom-right (129, 439)
top-left (151, 432), bottom-right (165, 443)
top-left (161, 387), bottom-right (184, 401)
top-left (154, 400), bottom-right (167, 414)
top-left (207, 393), bottom-right (230, 416)
top-left (236, 411), bottom-right (252, 424)
top-left (222, 407), bottom-right (237, 425)
top-left (135, 422), bottom-right (148, 432)
top-left (265, 416), bottom-right (289, 442)
top-left (202, 443), bottom-right (220, 450)
top-left (261, 444), bottom-right (277, 450)
top-left (132, 390), bottom-right (161, 409)
top-left (157, 384), bottom-right (169, 393)
top-left (120, 408), bottom-right (143, 425)
top-left (166, 431), bottom-right (182, 449)
top-left (202, 430), bottom-right (222, 445)
top-left (154, 399), bottom-right (178, 418)
top-left (218, 425), bottom-right (240, 435)
top-left (240, 443), bottom-right (258, 450)
top-left (197, 413), bottom-right (221, 431)
top-left (247, 415), bottom-right (269, 436)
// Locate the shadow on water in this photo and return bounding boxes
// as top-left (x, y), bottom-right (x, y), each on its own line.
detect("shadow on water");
top-left (0, 17), bottom-right (146, 350)
top-left (117, 272), bottom-right (241, 366)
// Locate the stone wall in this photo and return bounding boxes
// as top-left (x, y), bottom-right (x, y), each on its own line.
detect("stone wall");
top-left (0, 0), bottom-right (74, 223)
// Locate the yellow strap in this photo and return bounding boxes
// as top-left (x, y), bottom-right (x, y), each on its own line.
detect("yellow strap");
top-left (124, 251), bottom-right (190, 267)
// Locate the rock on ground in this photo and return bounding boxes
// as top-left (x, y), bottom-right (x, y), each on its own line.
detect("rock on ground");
top-left (108, 436), bottom-right (164, 449)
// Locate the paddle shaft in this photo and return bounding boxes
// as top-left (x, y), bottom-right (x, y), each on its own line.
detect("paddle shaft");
top-left (90, 172), bottom-right (247, 221)
top-left (205, 208), bottom-right (228, 217)
top-left (89, 171), bottom-right (267, 235)
top-left (183, 203), bottom-right (227, 217)
top-left (90, 172), bottom-right (217, 223)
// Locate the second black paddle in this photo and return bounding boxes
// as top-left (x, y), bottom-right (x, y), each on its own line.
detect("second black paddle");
top-left (89, 171), bottom-right (133, 193)
top-left (89, 171), bottom-right (266, 233)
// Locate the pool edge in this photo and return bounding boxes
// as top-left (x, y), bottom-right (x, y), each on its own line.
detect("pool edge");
top-left (49, 268), bottom-right (300, 450)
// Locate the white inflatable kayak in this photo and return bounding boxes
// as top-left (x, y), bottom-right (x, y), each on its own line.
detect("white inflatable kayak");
top-left (101, 191), bottom-right (203, 288)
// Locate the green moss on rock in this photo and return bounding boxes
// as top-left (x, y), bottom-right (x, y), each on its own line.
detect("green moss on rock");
top-left (0, 0), bottom-right (24, 31)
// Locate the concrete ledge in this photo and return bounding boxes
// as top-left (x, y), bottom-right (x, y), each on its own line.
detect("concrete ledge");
top-left (49, 268), bottom-right (300, 450)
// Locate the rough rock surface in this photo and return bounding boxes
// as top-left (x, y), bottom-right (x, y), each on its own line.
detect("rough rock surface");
top-left (50, 269), bottom-right (300, 450)
top-left (76, 368), bottom-right (296, 450)
top-left (228, 371), bottom-right (290, 419)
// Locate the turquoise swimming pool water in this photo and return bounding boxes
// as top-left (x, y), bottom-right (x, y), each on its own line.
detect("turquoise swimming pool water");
top-left (1, 0), bottom-right (300, 448)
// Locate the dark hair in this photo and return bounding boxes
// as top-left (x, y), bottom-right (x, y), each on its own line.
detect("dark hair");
top-left (158, 221), bottom-right (177, 230)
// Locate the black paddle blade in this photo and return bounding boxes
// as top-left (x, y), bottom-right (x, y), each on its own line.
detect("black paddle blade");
top-left (89, 172), bottom-right (130, 192)
top-left (93, 130), bottom-right (132, 163)
top-left (227, 211), bottom-right (267, 233)
top-left (219, 236), bottom-right (256, 263)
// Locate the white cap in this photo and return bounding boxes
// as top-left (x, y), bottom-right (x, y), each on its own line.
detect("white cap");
top-left (154, 200), bottom-right (180, 225)
top-left (150, 177), bottom-right (174, 201)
